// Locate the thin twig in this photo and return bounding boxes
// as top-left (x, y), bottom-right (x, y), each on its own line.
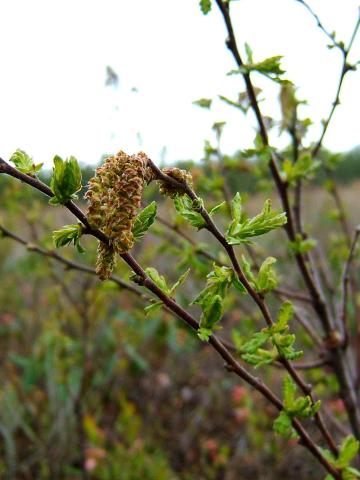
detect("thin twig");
top-left (213, 0), bottom-right (360, 440)
top-left (0, 157), bottom-right (341, 477)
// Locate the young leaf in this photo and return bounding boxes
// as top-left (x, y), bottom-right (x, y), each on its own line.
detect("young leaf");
top-left (276, 301), bottom-right (294, 331)
top-left (145, 267), bottom-right (169, 294)
top-left (209, 201), bottom-right (226, 217)
top-left (144, 301), bottom-right (163, 316)
top-left (53, 224), bottom-right (85, 253)
top-left (283, 375), bottom-right (297, 411)
top-left (337, 436), bottom-right (360, 469)
top-left (199, 0), bottom-right (212, 15)
top-left (174, 195), bottom-right (206, 229)
top-left (192, 98), bottom-right (212, 108)
top-left (198, 294), bottom-right (223, 341)
top-left (273, 410), bottom-right (293, 437)
top-left (10, 149), bottom-right (43, 175)
top-left (226, 198), bottom-right (287, 244)
top-left (255, 256), bottom-right (278, 294)
top-left (49, 155), bottom-right (82, 205)
top-left (132, 201), bottom-right (157, 241)
top-left (169, 269), bottom-right (190, 295)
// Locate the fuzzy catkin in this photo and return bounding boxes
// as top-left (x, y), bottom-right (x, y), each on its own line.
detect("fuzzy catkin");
top-left (86, 150), bottom-right (153, 279)
top-left (158, 167), bottom-right (193, 199)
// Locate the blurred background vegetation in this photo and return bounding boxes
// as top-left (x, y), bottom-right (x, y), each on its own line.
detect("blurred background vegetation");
top-left (1, 141), bottom-right (358, 479)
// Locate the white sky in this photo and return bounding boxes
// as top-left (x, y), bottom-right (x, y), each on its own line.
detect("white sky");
top-left (0, 0), bottom-right (359, 168)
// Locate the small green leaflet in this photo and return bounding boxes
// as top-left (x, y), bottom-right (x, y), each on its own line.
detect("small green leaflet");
top-left (174, 195), bottom-right (206, 229)
top-left (273, 376), bottom-right (321, 438)
top-left (228, 54), bottom-right (288, 84)
top-left (255, 257), bottom-right (278, 294)
top-left (53, 224), bottom-right (85, 253)
top-left (226, 195), bottom-right (287, 244)
top-left (132, 202), bottom-right (157, 242)
top-left (288, 234), bottom-right (317, 255)
top-left (199, 0), bottom-right (212, 15)
top-left (192, 98), bottom-right (212, 108)
top-left (143, 268), bottom-right (190, 316)
top-left (49, 155), bottom-right (82, 205)
top-left (10, 149), bottom-right (43, 175)
top-left (321, 435), bottom-right (360, 479)
top-left (198, 294), bottom-right (223, 341)
top-left (282, 153), bottom-right (320, 185)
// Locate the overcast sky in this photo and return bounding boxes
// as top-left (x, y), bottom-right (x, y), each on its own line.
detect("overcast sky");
top-left (0, 0), bottom-right (359, 168)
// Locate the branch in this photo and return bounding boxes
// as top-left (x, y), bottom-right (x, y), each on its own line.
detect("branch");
top-left (0, 157), bottom-right (341, 477)
top-left (212, 0), bottom-right (360, 440)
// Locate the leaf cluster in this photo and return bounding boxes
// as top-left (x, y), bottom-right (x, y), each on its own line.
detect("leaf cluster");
top-left (10, 149), bottom-right (43, 175)
top-left (192, 265), bottom-right (240, 341)
top-left (143, 267), bottom-right (190, 315)
top-left (52, 223), bottom-right (85, 253)
top-left (234, 301), bottom-right (302, 367)
top-left (322, 435), bottom-right (360, 479)
top-left (49, 155), bottom-right (82, 205)
top-left (226, 193), bottom-right (287, 244)
top-left (273, 376), bottom-right (321, 438)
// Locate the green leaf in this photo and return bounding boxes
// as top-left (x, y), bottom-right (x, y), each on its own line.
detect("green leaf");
top-left (288, 234), bottom-right (317, 255)
top-left (170, 268), bottom-right (190, 295)
top-left (219, 95), bottom-right (248, 114)
top-left (226, 198), bottom-right (287, 244)
top-left (199, 294), bottom-right (223, 332)
top-left (197, 327), bottom-right (213, 342)
top-left (10, 149), bottom-right (43, 175)
top-left (144, 301), bottom-right (163, 316)
top-left (244, 42), bottom-right (253, 63)
top-left (145, 267), bottom-right (169, 294)
top-left (192, 98), bottom-right (212, 108)
top-left (49, 155), bottom-right (82, 205)
top-left (283, 375), bottom-right (297, 410)
top-left (240, 331), bottom-right (270, 354)
top-left (174, 195), bottom-right (206, 229)
top-left (276, 301), bottom-right (294, 331)
top-left (282, 153), bottom-right (321, 184)
top-left (337, 436), bottom-right (360, 469)
top-left (132, 202), bottom-right (157, 241)
top-left (209, 201), bottom-right (227, 217)
top-left (255, 256), bottom-right (278, 294)
top-left (199, 0), bottom-right (212, 15)
top-left (273, 410), bottom-right (293, 437)
top-left (53, 224), bottom-right (85, 253)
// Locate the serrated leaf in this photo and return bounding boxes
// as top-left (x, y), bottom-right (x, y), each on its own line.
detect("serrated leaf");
top-left (174, 195), bottom-right (206, 229)
top-left (283, 375), bottom-right (297, 410)
top-left (49, 155), bottom-right (82, 205)
top-left (273, 410), bottom-right (293, 437)
top-left (52, 224), bottom-right (85, 253)
top-left (276, 301), bottom-right (294, 331)
top-left (256, 256), bottom-right (277, 294)
top-left (209, 201), bottom-right (226, 217)
top-left (197, 327), bottom-right (213, 341)
top-left (10, 149), bottom-right (42, 175)
top-left (170, 268), bottom-right (190, 295)
top-left (226, 198), bottom-right (287, 244)
top-left (132, 201), bottom-right (157, 241)
top-left (337, 436), bottom-right (360, 469)
top-left (145, 267), bottom-right (169, 294)
top-left (144, 301), bottom-right (163, 316)
top-left (200, 294), bottom-right (223, 330)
